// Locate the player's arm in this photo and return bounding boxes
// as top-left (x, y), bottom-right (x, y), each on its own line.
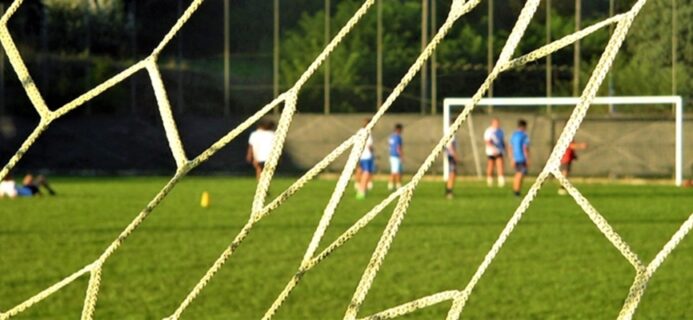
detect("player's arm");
top-left (523, 144), bottom-right (530, 167)
top-left (246, 145), bottom-right (254, 164)
top-left (397, 144), bottom-right (403, 158)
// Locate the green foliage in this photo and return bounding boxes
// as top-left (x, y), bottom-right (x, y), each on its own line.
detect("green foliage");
top-left (618, 0), bottom-right (692, 99)
top-left (42, 0), bottom-right (130, 56)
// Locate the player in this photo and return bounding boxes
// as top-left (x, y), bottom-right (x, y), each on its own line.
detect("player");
top-left (0, 173), bottom-right (56, 198)
top-left (388, 123), bottom-right (404, 191)
top-left (445, 136), bottom-right (460, 199)
top-left (558, 140), bottom-right (588, 195)
top-left (356, 119), bottom-right (375, 199)
top-left (510, 119), bottom-right (530, 197)
top-left (247, 120), bottom-right (276, 180)
top-left (483, 118), bottom-right (506, 187)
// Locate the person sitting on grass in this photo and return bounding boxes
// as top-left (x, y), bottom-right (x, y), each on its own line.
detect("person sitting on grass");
top-left (0, 173), bottom-right (56, 198)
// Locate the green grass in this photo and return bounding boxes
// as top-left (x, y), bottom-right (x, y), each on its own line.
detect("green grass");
top-left (1, 177), bottom-right (691, 319)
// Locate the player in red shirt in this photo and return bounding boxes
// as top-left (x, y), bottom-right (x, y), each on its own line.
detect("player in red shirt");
top-left (559, 141), bottom-right (587, 195)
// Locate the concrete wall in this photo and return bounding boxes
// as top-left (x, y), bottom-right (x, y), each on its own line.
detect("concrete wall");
top-left (285, 114), bottom-right (692, 179)
top-left (1, 113), bottom-right (691, 178)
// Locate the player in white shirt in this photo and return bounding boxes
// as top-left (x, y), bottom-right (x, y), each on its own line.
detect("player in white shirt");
top-left (356, 119), bottom-right (375, 199)
top-left (483, 118), bottom-right (507, 187)
top-left (445, 136), bottom-right (460, 199)
top-left (246, 120), bottom-right (276, 179)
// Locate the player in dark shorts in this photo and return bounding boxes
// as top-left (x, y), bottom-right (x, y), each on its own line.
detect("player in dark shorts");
top-left (510, 120), bottom-right (530, 197)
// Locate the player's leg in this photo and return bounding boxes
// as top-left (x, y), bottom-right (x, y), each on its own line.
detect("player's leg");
top-left (446, 157), bottom-right (457, 199)
top-left (357, 159), bottom-right (371, 199)
top-left (393, 157), bottom-right (403, 189)
top-left (367, 160), bottom-right (375, 191)
top-left (388, 157), bottom-right (396, 190)
top-left (558, 162), bottom-right (570, 195)
top-left (36, 175), bottom-right (56, 195)
top-left (495, 156), bottom-right (506, 187)
top-left (486, 157), bottom-right (494, 187)
top-left (254, 162), bottom-right (264, 180)
top-left (512, 162), bottom-right (525, 197)
top-left (354, 166), bottom-right (362, 190)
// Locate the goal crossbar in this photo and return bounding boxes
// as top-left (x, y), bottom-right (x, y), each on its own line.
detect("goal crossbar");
top-left (443, 96), bottom-right (684, 186)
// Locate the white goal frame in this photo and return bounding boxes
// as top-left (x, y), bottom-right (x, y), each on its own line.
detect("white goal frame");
top-left (443, 96), bottom-right (685, 186)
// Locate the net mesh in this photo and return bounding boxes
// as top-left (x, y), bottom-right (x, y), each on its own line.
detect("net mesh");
top-left (0, 0), bottom-right (691, 319)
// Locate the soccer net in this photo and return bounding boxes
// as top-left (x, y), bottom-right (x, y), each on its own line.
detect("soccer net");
top-left (443, 96), bottom-right (685, 186)
top-left (1, 0), bottom-right (692, 320)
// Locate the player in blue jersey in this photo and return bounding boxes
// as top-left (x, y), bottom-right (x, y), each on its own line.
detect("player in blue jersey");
top-left (388, 123), bottom-right (404, 191)
top-left (510, 119), bottom-right (530, 197)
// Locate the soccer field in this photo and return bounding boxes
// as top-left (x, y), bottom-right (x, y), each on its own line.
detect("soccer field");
top-left (1, 177), bottom-right (691, 319)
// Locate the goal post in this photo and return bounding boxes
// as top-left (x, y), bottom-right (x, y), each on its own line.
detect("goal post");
top-left (443, 96), bottom-right (685, 186)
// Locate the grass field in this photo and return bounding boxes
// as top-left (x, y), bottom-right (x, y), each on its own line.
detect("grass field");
top-left (1, 177), bottom-right (691, 319)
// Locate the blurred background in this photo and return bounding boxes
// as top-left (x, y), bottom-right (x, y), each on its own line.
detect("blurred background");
top-left (0, 0), bottom-right (690, 175)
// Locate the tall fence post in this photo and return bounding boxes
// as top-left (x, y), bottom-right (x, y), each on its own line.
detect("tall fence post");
top-left (671, 0), bottom-right (677, 115)
top-left (130, 0), bottom-right (137, 115)
top-left (487, 0), bottom-right (494, 112)
top-left (177, 0), bottom-right (184, 114)
top-left (546, 0), bottom-right (552, 114)
top-left (0, 3), bottom-right (5, 116)
top-left (420, 0), bottom-right (428, 115)
top-left (273, 0), bottom-right (280, 100)
top-left (430, 0), bottom-right (437, 115)
top-left (376, 0), bottom-right (383, 111)
top-left (223, 0), bottom-right (231, 116)
top-left (573, 0), bottom-right (581, 96)
top-left (324, 0), bottom-right (331, 114)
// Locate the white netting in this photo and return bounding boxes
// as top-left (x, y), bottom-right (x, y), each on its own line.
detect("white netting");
top-left (0, 0), bottom-right (691, 319)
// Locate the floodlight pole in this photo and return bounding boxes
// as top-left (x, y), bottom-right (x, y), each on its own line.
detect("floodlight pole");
top-left (130, 1), bottom-right (137, 115)
top-left (671, 0), bottom-right (677, 115)
top-left (0, 4), bottom-right (4, 116)
top-left (608, 0), bottom-right (615, 113)
top-left (223, 0), bottom-right (231, 116)
top-left (430, 0), bottom-right (437, 115)
top-left (487, 0), bottom-right (494, 112)
top-left (324, 0), bottom-right (331, 115)
top-left (273, 0), bottom-right (280, 100)
top-left (545, 0), bottom-right (552, 114)
top-left (420, 0), bottom-right (428, 115)
top-left (376, 0), bottom-right (383, 110)
top-left (84, 12), bottom-right (92, 114)
top-left (177, 0), bottom-right (184, 114)
top-left (573, 0), bottom-right (581, 96)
